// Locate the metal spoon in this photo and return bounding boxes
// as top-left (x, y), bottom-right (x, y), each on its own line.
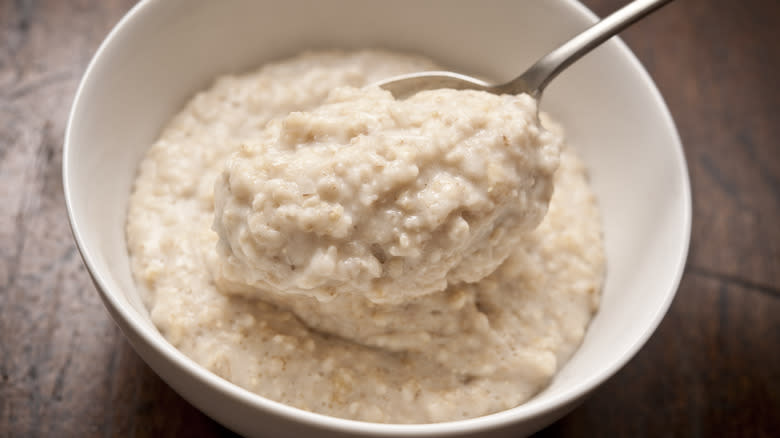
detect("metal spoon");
top-left (376, 0), bottom-right (673, 99)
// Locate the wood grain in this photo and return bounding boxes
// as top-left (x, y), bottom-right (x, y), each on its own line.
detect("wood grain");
top-left (1, 0), bottom-right (778, 436)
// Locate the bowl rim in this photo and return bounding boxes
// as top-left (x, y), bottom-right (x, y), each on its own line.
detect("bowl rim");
top-left (63, 0), bottom-right (691, 434)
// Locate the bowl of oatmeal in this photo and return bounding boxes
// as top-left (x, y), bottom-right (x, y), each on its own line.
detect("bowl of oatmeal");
top-left (63, 0), bottom-right (690, 437)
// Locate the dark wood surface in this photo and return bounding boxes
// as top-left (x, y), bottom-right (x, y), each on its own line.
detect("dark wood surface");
top-left (1, 0), bottom-right (778, 436)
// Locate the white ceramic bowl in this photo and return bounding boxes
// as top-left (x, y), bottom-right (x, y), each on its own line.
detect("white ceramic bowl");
top-left (63, 0), bottom-right (690, 436)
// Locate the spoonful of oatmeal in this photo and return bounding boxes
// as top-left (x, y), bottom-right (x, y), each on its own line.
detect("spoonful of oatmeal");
top-left (375, 0), bottom-right (672, 99)
top-left (211, 0), bottom-right (672, 307)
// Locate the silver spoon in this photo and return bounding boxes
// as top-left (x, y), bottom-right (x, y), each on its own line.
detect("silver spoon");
top-left (376, 0), bottom-right (673, 99)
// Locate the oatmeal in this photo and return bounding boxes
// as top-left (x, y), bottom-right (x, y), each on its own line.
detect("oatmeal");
top-left (213, 86), bottom-right (559, 304)
top-left (126, 50), bottom-right (605, 423)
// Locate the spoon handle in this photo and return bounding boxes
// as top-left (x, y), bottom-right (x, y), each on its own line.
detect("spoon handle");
top-left (510, 0), bottom-right (674, 96)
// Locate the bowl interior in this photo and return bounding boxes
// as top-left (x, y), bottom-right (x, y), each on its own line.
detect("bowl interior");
top-left (65, 0), bottom-right (689, 433)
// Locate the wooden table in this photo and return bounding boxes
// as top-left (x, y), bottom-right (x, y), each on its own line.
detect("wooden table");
top-left (1, 0), bottom-right (778, 436)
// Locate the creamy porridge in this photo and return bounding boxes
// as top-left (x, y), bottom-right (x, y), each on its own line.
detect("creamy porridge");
top-left (214, 86), bottom-right (558, 304)
top-left (126, 50), bottom-right (605, 423)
